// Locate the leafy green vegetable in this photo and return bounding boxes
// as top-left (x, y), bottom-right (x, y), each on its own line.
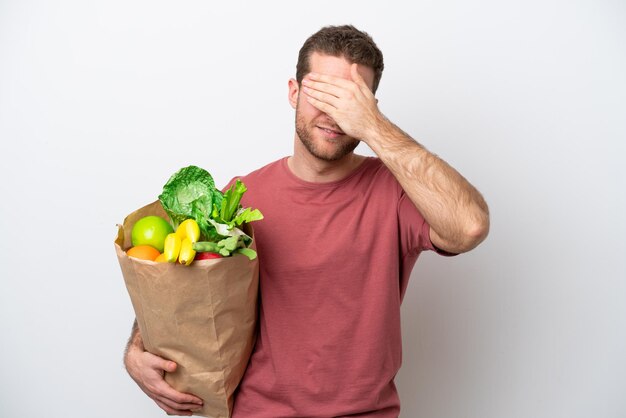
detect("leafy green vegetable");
top-left (158, 166), bottom-right (221, 231)
top-left (232, 207), bottom-right (264, 226)
top-left (158, 165), bottom-right (262, 260)
top-left (220, 180), bottom-right (247, 223)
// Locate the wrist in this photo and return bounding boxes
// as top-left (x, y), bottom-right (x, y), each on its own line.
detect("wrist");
top-left (364, 116), bottom-right (410, 155)
top-left (360, 113), bottom-right (390, 147)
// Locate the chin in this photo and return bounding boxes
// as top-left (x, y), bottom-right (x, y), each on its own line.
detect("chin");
top-left (309, 138), bottom-right (359, 162)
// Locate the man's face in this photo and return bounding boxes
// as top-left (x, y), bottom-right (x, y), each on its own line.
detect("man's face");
top-left (289, 52), bottom-right (375, 162)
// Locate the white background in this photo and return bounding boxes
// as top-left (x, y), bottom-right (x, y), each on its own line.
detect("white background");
top-left (1, 1), bottom-right (625, 417)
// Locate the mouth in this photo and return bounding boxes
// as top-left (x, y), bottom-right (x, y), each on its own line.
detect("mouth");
top-left (317, 125), bottom-right (345, 139)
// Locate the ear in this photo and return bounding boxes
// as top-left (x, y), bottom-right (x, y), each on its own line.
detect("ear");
top-left (288, 78), bottom-right (299, 110)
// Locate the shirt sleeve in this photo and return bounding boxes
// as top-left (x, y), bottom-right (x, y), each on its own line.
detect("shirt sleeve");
top-left (397, 191), bottom-right (457, 257)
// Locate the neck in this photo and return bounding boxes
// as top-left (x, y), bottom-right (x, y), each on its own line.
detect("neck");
top-left (288, 139), bottom-right (366, 183)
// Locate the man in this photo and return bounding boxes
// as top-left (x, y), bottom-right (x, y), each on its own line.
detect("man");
top-left (124, 25), bottom-right (489, 417)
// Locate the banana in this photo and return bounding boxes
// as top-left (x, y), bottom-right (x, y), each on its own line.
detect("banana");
top-left (178, 237), bottom-right (196, 266)
top-left (176, 219), bottom-right (200, 243)
top-left (163, 233), bottom-right (182, 263)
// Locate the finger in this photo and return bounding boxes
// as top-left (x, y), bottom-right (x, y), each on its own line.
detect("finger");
top-left (307, 72), bottom-right (355, 91)
top-left (154, 392), bottom-right (203, 413)
top-left (150, 379), bottom-right (204, 412)
top-left (302, 86), bottom-right (340, 108)
top-left (141, 357), bottom-right (204, 406)
top-left (302, 77), bottom-right (345, 99)
top-left (143, 351), bottom-right (177, 373)
top-left (152, 379), bottom-right (204, 407)
top-left (349, 63), bottom-right (364, 86)
top-left (304, 94), bottom-right (335, 116)
top-left (154, 398), bottom-right (193, 416)
top-left (350, 63), bottom-right (374, 96)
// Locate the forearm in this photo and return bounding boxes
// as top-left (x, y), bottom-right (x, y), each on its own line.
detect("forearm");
top-left (366, 118), bottom-right (489, 253)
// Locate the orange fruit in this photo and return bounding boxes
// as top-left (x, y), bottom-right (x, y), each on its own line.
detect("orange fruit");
top-left (154, 253), bottom-right (168, 263)
top-left (127, 245), bottom-right (161, 261)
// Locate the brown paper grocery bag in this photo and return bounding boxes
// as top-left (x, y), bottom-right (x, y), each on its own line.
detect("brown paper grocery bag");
top-left (115, 201), bottom-right (258, 418)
